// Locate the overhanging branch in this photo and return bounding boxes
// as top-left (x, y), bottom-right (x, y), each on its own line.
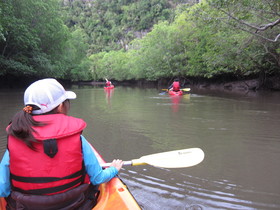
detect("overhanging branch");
top-left (216, 7), bottom-right (280, 42)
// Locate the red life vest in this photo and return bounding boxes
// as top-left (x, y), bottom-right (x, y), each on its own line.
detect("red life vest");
top-left (106, 81), bottom-right (111, 87)
top-left (8, 114), bottom-right (89, 195)
top-left (173, 81), bottom-right (180, 91)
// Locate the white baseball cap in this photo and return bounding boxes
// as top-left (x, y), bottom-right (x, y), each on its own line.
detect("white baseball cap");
top-left (24, 78), bottom-right (76, 114)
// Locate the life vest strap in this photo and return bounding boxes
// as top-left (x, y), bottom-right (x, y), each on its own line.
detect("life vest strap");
top-left (11, 169), bottom-right (83, 183)
top-left (12, 175), bottom-right (84, 195)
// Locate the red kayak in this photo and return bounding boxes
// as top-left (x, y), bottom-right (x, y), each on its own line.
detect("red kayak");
top-left (0, 145), bottom-right (140, 210)
top-left (104, 85), bottom-right (114, 90)
top-left (168, 90), bottom-right (183, 96)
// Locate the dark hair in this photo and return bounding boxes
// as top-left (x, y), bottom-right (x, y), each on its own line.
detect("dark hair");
top-left (7, 105), bottom-right (46, 150)
top-left (7, 101), bottom-right (69, 150)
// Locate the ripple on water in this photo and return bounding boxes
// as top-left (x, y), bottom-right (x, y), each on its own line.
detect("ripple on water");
top-left (120, 168), bottom-right (280, 210)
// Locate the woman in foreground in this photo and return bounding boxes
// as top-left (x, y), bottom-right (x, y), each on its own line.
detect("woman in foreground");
top-left (0, 78), bottom-right (123, 209)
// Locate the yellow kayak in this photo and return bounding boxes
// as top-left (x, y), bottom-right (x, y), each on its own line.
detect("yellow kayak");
top-left (91, 145), bottom-right (141, 210)
top-left (0, 146), bottom-right (141, 210)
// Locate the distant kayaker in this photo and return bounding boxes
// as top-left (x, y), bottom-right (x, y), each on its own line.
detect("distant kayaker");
top-left (169, 78), bottom-right (181, 92)
top-left (105, 78), bottom-right (112, 87)
top-left (0, 78), bottom-right (123, 209)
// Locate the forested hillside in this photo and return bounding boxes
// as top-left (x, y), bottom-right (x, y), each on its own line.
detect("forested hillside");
top-left (60, 0), bottom-right (176, 53)
top-left (0, 0), bottom-right (279, 89)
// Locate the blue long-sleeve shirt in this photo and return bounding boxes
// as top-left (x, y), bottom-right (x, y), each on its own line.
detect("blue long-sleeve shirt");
top-left (0, 135), bottom-right (118, 197)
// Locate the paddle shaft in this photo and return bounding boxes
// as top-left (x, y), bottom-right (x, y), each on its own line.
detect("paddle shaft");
top-left (102, 161), bottom-right (136, 168)
top-left (161, 88), bottom-right (190, 91)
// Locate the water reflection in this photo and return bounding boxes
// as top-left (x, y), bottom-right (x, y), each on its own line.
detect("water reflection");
top-left (104, 88), bottom-right (114, 106)
top-left (169, 93), bottom-right (191, 112)
top-left (170, 95), bottom-right (182, 112)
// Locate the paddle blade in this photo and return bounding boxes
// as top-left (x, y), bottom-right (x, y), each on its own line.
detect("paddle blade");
top-left (181, 88), bottom-right (191, 91)
top-left (133, 148), bottom-right (204, 168)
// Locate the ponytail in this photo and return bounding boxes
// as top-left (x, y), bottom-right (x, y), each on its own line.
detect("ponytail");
top-left (7, 105), bottom-right (45, 150)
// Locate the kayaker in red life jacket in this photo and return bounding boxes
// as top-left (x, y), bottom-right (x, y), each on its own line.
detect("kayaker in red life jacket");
top-left (169, 79), bottom-right (181, 92)
top-left (105, 78), bottom-right (112, 87)
top-left (0, 78), bottom-right (123, 209)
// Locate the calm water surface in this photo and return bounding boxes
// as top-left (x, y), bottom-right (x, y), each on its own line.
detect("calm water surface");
top-left (1, 86), bottom-right (280, 210)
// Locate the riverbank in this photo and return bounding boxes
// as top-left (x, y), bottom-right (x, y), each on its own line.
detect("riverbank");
top-left (0, 75), bottom-right (279, 92)
top-left (156, 75), bottom-right (280, 92)
top-left (190, 76), bottom-right (280, 92)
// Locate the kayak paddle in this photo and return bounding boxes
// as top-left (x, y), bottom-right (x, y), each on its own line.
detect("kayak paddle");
top-left (181, 88), bottom-right (191, 91)
top-left (159, 89), bottom-right (168, 95)
top-left (161, 88), bottom-right (191, 92)
top-left (102, 148), bottom-right (204, 168)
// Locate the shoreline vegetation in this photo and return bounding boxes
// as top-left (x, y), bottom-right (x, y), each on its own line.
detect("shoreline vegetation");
top-left (77, 76), bottom-right (280, 92)
top-left (1, 75), bottom-right (279, 93)
top-left (0, 1), bottom-right (279, 90)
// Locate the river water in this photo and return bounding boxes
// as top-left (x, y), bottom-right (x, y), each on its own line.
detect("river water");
top-left (1, 86), bottom-right (280, 209)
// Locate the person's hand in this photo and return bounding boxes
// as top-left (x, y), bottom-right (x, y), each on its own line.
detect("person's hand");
top-left (110, 159), bottom-right (123, 171)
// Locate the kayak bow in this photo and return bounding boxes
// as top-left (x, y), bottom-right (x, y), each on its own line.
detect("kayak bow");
top-left (92, 146), bottom-right (140, 209)
top-left (168, 90), bottom-right (183, 96)
top-left (104, 85), bottom-right (114, 90)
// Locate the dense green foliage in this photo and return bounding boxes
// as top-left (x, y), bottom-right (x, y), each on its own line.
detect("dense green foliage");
top-left (0, 0), bottom-right (70, 77)
top-left (87, 0), bottom-right (279, 81)
top-left (0, 0), bottom-right (279, 83)
top-left (60, 0), bottom-right (174, 53)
